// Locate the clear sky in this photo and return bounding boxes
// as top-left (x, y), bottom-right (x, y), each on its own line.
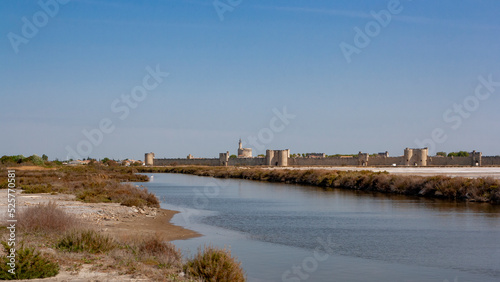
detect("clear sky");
top-left (1, 0), bottom-right (500, 161)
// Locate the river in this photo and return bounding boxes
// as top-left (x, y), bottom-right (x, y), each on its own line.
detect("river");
top-left (137, 173), bottom-right (500, 282)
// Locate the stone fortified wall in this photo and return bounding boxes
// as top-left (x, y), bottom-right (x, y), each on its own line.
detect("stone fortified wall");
top-left (147, 147), bottom-right (500, 167)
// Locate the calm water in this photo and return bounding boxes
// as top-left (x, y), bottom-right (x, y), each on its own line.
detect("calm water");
top-left (137, 173), bottom-right (500, 282)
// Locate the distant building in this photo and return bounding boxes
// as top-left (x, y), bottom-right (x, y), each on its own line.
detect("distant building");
top-left (237, 139), bottom-right (252, 158)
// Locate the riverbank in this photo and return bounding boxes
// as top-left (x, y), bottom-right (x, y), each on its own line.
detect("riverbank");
top-left (138, 166), bottom-right (500, 204)
top-left (0, 189), bottom-right (199, 281)
top-left (0, 165), bottom-right (244, 281)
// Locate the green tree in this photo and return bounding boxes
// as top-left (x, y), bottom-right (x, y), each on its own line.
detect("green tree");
top-left (436, 152), bottom-right (446, 157)
top-left (229, 155), bottom-right (237, 159)
top-left (42, 154), bottom-right (49, 161)
top-left (447, 151), bottom-right (469, 157)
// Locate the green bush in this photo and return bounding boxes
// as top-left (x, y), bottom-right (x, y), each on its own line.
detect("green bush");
top-left (57, 230), bottom-right (115, 254)
top-left (0, 242), bottom-right (59, 280)
top-left (184, 245), bottom-right (245, 282)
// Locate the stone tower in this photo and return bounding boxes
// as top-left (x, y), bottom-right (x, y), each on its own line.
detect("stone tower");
top-left (237, 139), bottom-right (252, 158)
top-left (219, 151), bottom-right (230, 166)
top-left (404, 148), bottom-right (428, 166)
top-left (471, 150), bottom-right (482, 166)
top-left (266, 149), bottom-right (289, 166)
top-left (145, 152), bottom-right (155, 166)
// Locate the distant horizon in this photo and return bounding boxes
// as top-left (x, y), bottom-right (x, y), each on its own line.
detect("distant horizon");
top-left (2, 0), bottom-right (500, 161)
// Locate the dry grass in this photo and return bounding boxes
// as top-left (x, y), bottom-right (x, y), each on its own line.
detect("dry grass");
top-left (57, 229), bottom-right (116, 254)
top-left (18, 201), bottom-right (78, 234)
top-left (0, 166), bottom-right (157, 208)
top-left (184, 245), bottom-right (245, 282)
top-left (136, 233), bottom-right (183, 268)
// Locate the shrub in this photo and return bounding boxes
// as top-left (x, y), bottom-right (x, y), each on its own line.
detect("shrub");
top-left (0, 242), bottom-right (59, 280)
top-left (21, 183), bottom-right (54, 194)
top-left (136, 234), bottom-right (182, 268)
top-left (18, 201), bottom-right (76, 234)
top-left (57, 229), bottom-right (115, 254)
top-left (184, 245), bottom-right (245, 282)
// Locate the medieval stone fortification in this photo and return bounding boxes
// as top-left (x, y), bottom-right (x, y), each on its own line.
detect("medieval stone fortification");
top-left (145, 142), bottom-right (500, 167)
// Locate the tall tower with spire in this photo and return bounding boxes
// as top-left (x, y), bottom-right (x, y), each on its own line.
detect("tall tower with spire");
top-left (237, 139), bottom-right (252, 158)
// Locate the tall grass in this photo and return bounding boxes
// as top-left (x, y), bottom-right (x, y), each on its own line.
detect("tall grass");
top-left (184, 245), bottom-right (245, 282)
top-left (57, 229), bottom-right (116, 254)
top-left (135, 233), bottom-right (182, 268)
top-left (138, 166), bottom-right (500, 204)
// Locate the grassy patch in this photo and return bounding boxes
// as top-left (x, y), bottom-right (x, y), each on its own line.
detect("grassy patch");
top-left (57, 229), bottom-right (116, 254)
top-left (0, 166), bottom-right (157, 208)
top-left (184, 245), bottom-right (245, 282)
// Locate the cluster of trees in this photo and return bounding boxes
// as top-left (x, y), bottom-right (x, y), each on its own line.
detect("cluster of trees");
top-left (436, 151), bottom-right (470, 157)
top-left (0, 154), bottom-right (50, 166)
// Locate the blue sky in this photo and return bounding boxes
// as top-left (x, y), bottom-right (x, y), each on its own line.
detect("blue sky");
top-left (1, 0), bottom-right (500, 160)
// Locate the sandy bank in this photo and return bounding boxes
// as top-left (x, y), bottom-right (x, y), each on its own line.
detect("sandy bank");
top-left (0, 189), bottom-right (200, 281)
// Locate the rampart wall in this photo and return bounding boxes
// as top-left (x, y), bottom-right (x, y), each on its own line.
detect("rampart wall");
top-left (288, 157), bottom-right (358, 166)
top-left (427, 156), bottom-right (473, 166)
top-left (228, 158), bottom-right (266, 166)
top-left (153, 158), bottom-right (219, 166)
top-left (148, 149), bottom-right (500, 167)
top-left (482, 156), bottom-right (500, 166)
top-left (368, 157), bottom-right (404, 166)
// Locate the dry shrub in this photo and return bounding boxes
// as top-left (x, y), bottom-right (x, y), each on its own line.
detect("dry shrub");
top-left (76, 180), bottom-right (159, 208)
top-left (57, 229), bottom-right (115, 254)
top-left (18, 201), bottom-right (77, 234)
top-left (184, 245), bottom-right (245, 282)
top-left (136, 233), bottom-right (182, 268)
